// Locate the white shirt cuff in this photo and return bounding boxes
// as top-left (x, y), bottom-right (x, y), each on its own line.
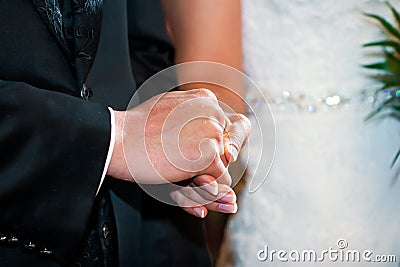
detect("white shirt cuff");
top-left (96, 107), bottom-right (116, 196)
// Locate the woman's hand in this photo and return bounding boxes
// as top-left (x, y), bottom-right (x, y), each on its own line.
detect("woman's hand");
top-left (170, 175), bottom-right (237, 218)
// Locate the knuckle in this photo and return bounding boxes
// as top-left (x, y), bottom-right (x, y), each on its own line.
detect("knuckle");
top-left (214, 110), bottom-right (226, 126)
top-left (196, 88), bottom-right (217, 100)
top-left (214, 131), bottom-right (224, 143)
top-left (209, 120), bottom-right (224, 135)
top-left (206, 108), bottom-right (225, 127)
top-left (236, 113), bottom-right (251, 125)
top-left (239, 114), bottom-right (251, 130)
top-left (220, 175), bottom-right (232, 187)
top-left (230, 114), bottom-right (251, 135)
top-left (237, 113), bottom-right (249, 122)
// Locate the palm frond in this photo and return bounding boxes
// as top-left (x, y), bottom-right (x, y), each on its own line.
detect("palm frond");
top-left (364, 3), bottom-right (400, 166)
top-left (365, 97), bottom-right (394, 120)
top-left (364, 12), bottom-right (400, 40)
top-left (392, 148), bottom-right (400, 167)
top-left (363, 40), bottom-right (400, 53)
top-left (386, 1), bottom-right (400, 29)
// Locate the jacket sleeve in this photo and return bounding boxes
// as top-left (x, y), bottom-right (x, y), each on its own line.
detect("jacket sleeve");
top-left (0, 80), bottom-right (111, 264)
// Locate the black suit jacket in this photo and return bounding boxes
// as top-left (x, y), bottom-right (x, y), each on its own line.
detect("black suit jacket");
top-left (0, 0), bottom-right (213, 266)
top-left (0, 0), bottom-right (136, 265)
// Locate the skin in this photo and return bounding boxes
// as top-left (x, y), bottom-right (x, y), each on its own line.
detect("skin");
top-left (162, 0), bottom-right (247, 217)
top-left (107, 89), bottom-right (250, 217)
top-left (107, 0), bottom-right (248, 218)
top-left (162, 0), bottom-right (245, 113)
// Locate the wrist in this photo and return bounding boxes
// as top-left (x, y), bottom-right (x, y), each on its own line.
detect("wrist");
top-left (106, 109), bottom-right (127, 179)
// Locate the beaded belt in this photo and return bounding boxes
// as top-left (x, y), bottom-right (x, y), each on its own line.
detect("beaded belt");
top-left (247, 89), bottom-right (392, 113)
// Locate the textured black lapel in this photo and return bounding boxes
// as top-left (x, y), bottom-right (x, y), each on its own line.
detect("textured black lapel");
top-left (32, 0), bottom-right (104, 98)
top-left (70, 0), bottom-right (103, 89)
top-left (31, 0), bottom-right (72, 61)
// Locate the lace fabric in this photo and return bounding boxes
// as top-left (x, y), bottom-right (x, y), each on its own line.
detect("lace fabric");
top-left (225, 1), bottom-right (400, 266)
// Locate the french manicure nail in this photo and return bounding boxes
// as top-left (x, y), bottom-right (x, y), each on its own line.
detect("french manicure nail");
top-left (218, 203), bottom-right (235, 213)
top-left (201, 182), bottom-right (218, 196)
top-left (194, 208), bottom-right (205, 218)
top-left (219, 193), bottom-right (235, 203)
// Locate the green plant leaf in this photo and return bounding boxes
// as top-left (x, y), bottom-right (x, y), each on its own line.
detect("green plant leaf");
top-left (363, 52), bottom-right (400, 74)
top-left (391, 148), bottom-right (400, 167)
top-left (368, 73), bottom-right (400, 84)
top-left (364, 5), bottom-right (400, 166)
top-left (388, 111), bottom-right (400, 120)
top-left (363, 40), bottom-right (400, 52)
top-left (386, 1), bottom-right (400, 28)
top-left (365, 109), bottom-right (381, 121)
top-left (363, 62), bottom-right (387, 70)
top-left (365, 97), bottom-right (394, 120)
top-left (365, 13), bottom-right (400, 40)
top-left (385, 50), bottom-right (400, 74)
top-left (391, 105), bottom-right (400, 111)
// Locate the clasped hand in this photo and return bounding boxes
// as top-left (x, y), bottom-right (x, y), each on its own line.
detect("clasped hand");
top-left (107, 89), bottom-right (251, 218)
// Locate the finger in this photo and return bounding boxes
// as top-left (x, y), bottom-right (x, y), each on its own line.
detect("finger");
top-left (177, 184), bottom-right (217, 205)
top-left (192, 175), bottom-right (218, 196)
top-left (224, 116), bottom-right (232, 130)
top-left (205, 201), bottom-right (238, 214)
top-left (190, 88), bottom-right (218, 101)
top-left (216, 187), bottom-right (237, 204)
top-left (224, 114), bottom-right (251, 162)
top-left (171, 186), bottom-right (237, 216)
top-left (204, 156), bottom-right (232, 186)
top-left (220, 153), bottom-right (229, 168)
top-left (170, 190), bottom-right (208, 218)
top-left (191, 182), bottom-right (237, 204)
top-left (176, 182), bottom-right (236, 206)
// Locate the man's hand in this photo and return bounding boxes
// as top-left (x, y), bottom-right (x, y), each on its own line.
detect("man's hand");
top-left (107, 88), bottom-right (250, 217)
top-left (170, 113), bottom-right (251, 218)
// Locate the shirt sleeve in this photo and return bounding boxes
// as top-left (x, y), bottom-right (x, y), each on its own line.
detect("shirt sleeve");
top-left (96, 107), bottom-right (116, 195)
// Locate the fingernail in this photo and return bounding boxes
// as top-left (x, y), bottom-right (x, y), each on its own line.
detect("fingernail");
top-left (194, 208), bottom-right (206, 218)
top-left (228, 145), bottom-right (238, 162)
top-left (218, 203), bottom-right (236, 213)
top-left (218, 193), bottom-right (235, 203)
top-left (201, 182), bottom-right (218, 196)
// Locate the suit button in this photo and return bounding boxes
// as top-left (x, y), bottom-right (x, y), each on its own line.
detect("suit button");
top-left (9, 236), bottom-right (19, 243)
top-left (8, 236), bottom-right (20, 247)
top-left (102, 223), bottom-right (110, 239)
top-left (39, 248), bottom-right (53, 256)
top-left (0, 234), bottom-right (7, 243)
top-left (80, 83), bottom-right (93, 100)
top-left (24, 241), bottom-right (37, 251)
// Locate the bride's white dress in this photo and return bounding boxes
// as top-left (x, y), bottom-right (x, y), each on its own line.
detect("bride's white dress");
top-left (224, 0), bottom-right (400, 266)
